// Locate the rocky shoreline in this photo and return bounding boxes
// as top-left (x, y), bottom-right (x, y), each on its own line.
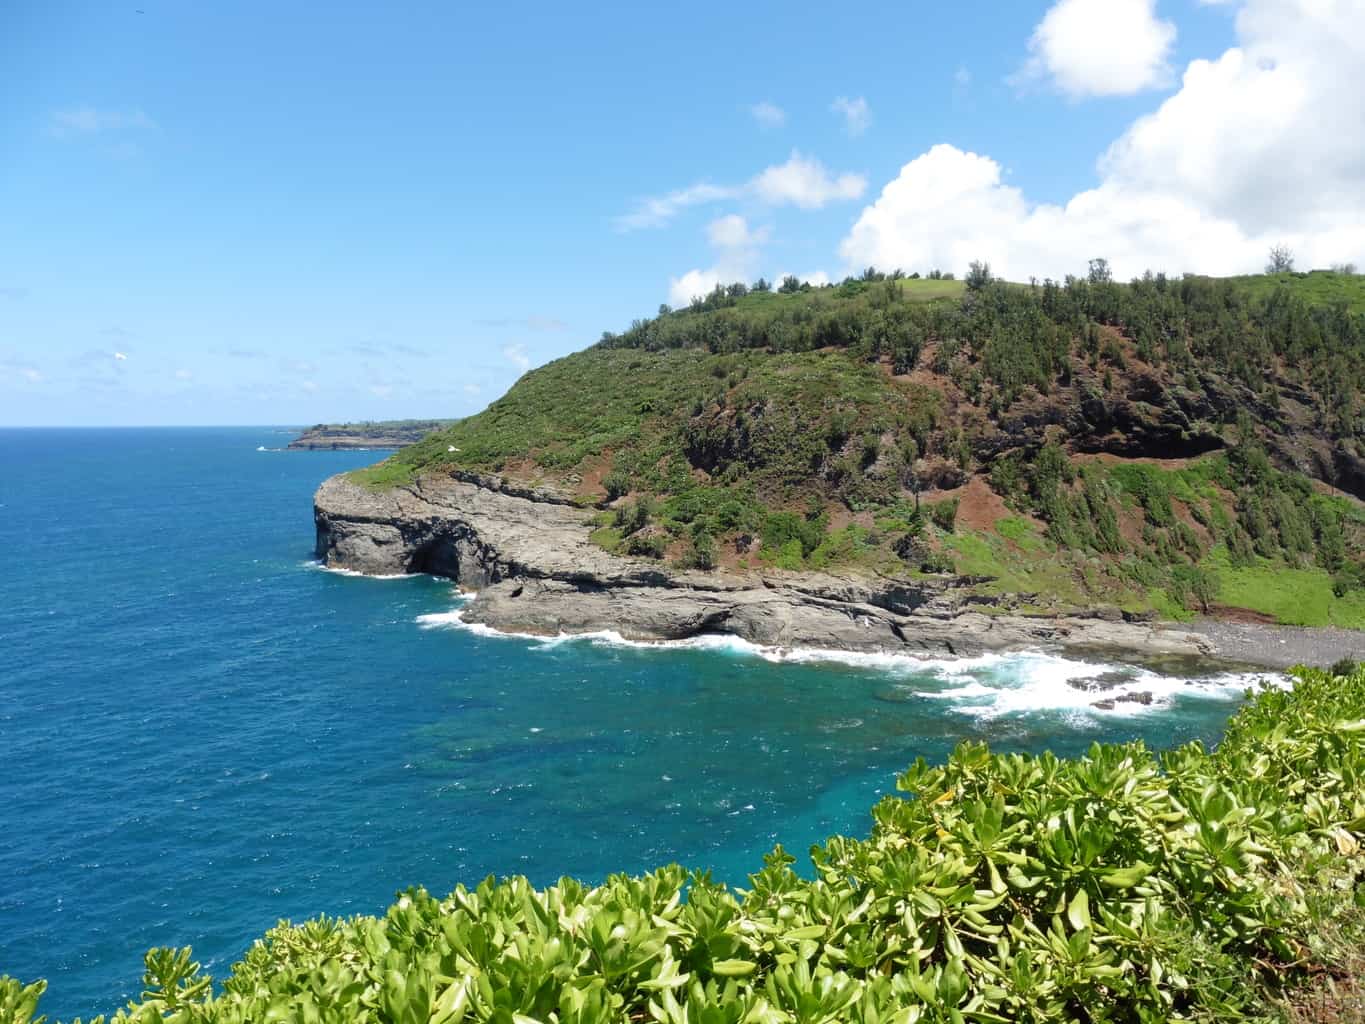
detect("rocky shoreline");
top-left (289, 437), bottom-right (403, 451)
top-left (313, 470), bottom-right (1364, 671)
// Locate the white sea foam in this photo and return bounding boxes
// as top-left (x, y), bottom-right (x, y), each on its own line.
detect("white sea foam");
top-left (905, 650), bottom-right (1272, 719)
top-left (410, 602), bottom-right (1282, 718)
top-left (304, 560), bottom-right (424, 581)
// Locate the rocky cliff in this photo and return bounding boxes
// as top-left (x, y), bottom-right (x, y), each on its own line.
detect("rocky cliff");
top-left (314, 470), bottom-right (1230, 664)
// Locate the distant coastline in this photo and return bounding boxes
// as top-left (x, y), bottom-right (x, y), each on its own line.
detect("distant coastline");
top-left (287, 418), bottom-right (456, 450)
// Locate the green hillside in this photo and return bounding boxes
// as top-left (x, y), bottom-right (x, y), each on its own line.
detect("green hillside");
top-left (355, 268), bottom-right (1365, 626)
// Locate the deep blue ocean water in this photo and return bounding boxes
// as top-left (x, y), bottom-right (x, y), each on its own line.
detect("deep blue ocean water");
top-left (0, 428), bottom-right (1269, 1019)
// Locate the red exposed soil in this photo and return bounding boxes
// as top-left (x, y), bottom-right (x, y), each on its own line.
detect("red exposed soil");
top-left (923, 475), bottom-right (1040, 538)
top-left (1208, 604), bottom-right (1281, 625)
top-left (1116, 505), bottom-right (1147, 548)
top-left (827, 505), bottom-right (875, 531)
top-left (574, 453), bottom-right (612, 500)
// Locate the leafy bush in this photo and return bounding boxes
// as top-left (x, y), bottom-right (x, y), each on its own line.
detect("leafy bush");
top-left (624, 531), bottom-right (666, 559)
top-left (613, 499), bottom-right (652, 534)
top-left (13, 668), bottom-right (1365, 1023)
top-left (1169, 564), bottom-right (1220, 612)
top-left (926, 498), bottom-right (958, 533)
top-left (760, 510), bottom-right (826, 559)
top-left (1109, 463), bottom-right (1175, 528)
top-left (681, 531), bottom-right (717, 571)
top-left (602, 468), bottom-right (631, 501)
top-left (917, 549), bottom-right (956, 574)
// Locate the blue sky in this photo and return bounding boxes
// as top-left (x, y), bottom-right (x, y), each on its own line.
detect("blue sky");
top-left (4, 0), bottom-right (1358, 426)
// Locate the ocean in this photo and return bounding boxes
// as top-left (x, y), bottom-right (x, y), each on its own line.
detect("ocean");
top-left (0, 427), bottom-right (1271, 1020)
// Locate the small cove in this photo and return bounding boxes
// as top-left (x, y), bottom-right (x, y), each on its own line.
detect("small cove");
top-left (0, 427), bottom-right (1272, 1020)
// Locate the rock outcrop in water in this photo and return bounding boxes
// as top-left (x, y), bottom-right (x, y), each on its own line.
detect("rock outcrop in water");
top-left (315, 471), bottom-right (1226, 664)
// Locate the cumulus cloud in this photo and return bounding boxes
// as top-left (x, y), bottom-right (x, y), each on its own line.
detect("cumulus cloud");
top-left (749, 101), bottom-right (786, 128)
top-left (749, 152), bottom-right (866, 208)
top-left (113, 351), bottom-right (128, 361)
top-left (669, 215), bottom-right (769, 306)
top-left (841, 0), bottom-right (1365, 282)
top-left (618, 152), bottom-right (865, 230)
top-left (1016, 0), bottom-right (1176, 98)
top-left (830, 96), bottom-right (871, 136)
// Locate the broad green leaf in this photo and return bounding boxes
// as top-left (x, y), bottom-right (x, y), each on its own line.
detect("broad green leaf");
top-left (710, 959), bottom-right (757, 977)
top-left (1099, 862), bottom-right (1153, 889)
top-left (1067, 889), bottom-right (1090, 932)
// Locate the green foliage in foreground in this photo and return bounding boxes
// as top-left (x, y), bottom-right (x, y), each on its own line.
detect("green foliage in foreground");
top-left (9, 668), bottom-right (1365, 1023)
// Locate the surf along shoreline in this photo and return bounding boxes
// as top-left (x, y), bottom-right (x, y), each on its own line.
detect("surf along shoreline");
top-left (312, 468), bottom-right (1364, 675)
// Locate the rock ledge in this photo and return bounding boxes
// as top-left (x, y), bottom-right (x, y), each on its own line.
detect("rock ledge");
top-left (314, 472), bottom-right (1240, 665)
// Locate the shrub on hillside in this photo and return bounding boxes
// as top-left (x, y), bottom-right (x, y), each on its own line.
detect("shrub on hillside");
top-left (926, 498), bottom-right (958, 533)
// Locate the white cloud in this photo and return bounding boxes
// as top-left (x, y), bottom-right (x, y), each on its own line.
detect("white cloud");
top-left (954, 66), bottom-right (972, 88)
top-left (618, 151), bottom-right (865, 230)
top-left (174, 369), bottom-right (193, 381)
top-left (706, 213), bottom-right (769, 248)
top-left (615, 183), bottom-right (737, 231)
top-left (668, 269), bottom-right (727, 307)
top-left (841, 0), bottom-right (1365, 282)
top-left (21, 368), bottom-right (42, 383)
top-left (113, 351), bottom-right (128, 361)
top-left (50, 107), bottom-right (156, 137)
top-left (669, 215), bottom-right (769, 306)
top-left (462, 382), bottom-right (482, 395)
top-left (300, 380), bottom-right (318, 393)
top-left (1017, 0), bottom-right (1176, 98)
top-left (503, 344), bottom-right (531, 371)
top-left (369, 384), bottom-right (394, 399)
top-left (830, 96), bottom-right (871, 136)
top-left (750, 151), bottom-right (866, 208)
top-left (749, 101), bottom-right (786, 128)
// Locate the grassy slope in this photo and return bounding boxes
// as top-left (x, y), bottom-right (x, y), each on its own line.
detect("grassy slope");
top-left (351, 273), bottom-right (1365, 627)
top-left (1221, 268), bottom-right (1365, 313)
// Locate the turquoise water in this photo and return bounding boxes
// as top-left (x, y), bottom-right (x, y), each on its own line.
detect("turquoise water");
top-left (0, 428), bottom-right (1266, 1019)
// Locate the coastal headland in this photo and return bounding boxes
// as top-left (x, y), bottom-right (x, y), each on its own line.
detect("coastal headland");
top-left (315, 468), bottom-right (1358, 670)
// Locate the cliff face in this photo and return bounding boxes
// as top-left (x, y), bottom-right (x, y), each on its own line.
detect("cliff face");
top-left (314, 471), bottom-right (1220, 663)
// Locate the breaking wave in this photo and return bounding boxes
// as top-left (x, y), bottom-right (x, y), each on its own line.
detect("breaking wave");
top-left (413, 602), bottom-right (1279, 719)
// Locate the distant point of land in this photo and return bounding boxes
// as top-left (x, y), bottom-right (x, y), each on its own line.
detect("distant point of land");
top-left (288, 419), bottom-right (456, 450)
